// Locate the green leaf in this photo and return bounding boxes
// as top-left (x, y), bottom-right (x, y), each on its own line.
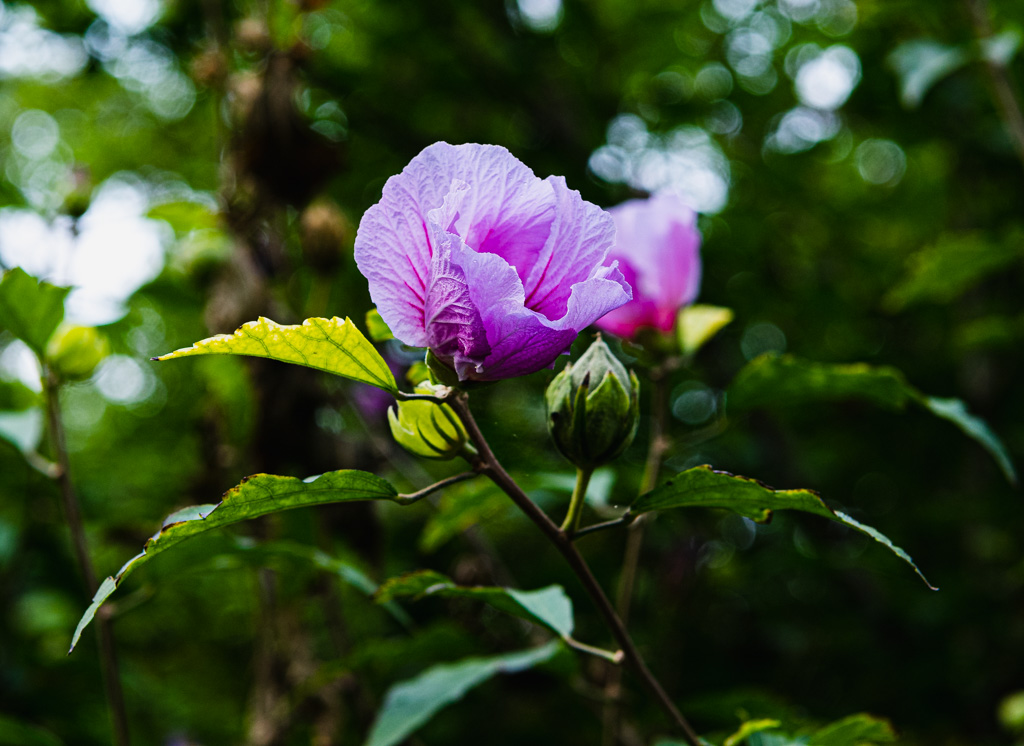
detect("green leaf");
top-left (728, 354), bottom-right (912, 412)
top-left (807, 713), bottom-right (896, 745)
top-left (0, 380), bottom-right (39, 412)
top-left (0, 408), bottom-right (44, 455)
top-left (230, 539), bottom-right (413, 629)
top-left (724, 719), bottom-right (782, 746)
top-left (365, 308), bottom-right (394, 342)
top-left (0, 714), bottom-right (64, 746)
top-left (155, 316), bottom-right (398, 394)
top-left (376, 570), bottom-right (574, 638)
top-left (364, 642), bottom-right (560, 746)
top-left (919, 396), bottom-right (1017, 484)
top-left (981, 29), bottom-right (1023, 66)
top-left (679, 304), bottom-right (734, 357)
top-left (887, 40), bottom-right (969, 108)
top-left (0, 268), bottom-right (69, 357)
top-left (882, 233), bottom-right (1024, 311)
top-left (728, 354), bottom-right (1016, 484)
top-left (70, 469), bottom-right (399, 651)
top-left (147, 199), bottom-right (219, 236)
top-left (630, 465), bottom-right (935, 589)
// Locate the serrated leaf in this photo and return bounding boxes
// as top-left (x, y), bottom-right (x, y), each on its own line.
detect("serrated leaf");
top-left (0, 268), bottom-right (69, 357)
top-left (725, 719), bottom-right (782, 746)
top-left (807, 713), bottom-right (896, 745)
top-left (365, 308), bottom-right (394, 342)
top-left (679, 304), bottom-right (734, 357)
top-left (364, 642), bottom-right (560, 746)
top-left (70, 469), bottom-right (399, 651)
top-left (728, 354), bottom-right (911, 412)
top-left (630, 465), bottom-right (935, 589)
top-left (375, 570), bottom-right (574, 638)
top-left (920, 396), bottom-right (1017, 484)
top-left (887, 39), bottom-right (969, 108)
top-left (882, 233), bottom-right (1024, 312)
top-left (155, 316), bottom-right (397, 393)
top-left (728, 354), bottom-right (1015, 484)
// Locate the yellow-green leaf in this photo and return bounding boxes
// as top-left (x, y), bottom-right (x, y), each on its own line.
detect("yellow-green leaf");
top-left (678, 304), bottom-right (734, 357)
top-left (155, 316), bottom-right (397, 393)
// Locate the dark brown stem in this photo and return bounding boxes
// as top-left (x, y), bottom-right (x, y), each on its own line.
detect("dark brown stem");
top-left (603, 372), bottom-right (671, 746)
top-left (964, 0), bottom-right (1024, 172)
top-left (448, 393), bottom-right (700, 746)
top-left (44, 371), bottom-right (131, 746)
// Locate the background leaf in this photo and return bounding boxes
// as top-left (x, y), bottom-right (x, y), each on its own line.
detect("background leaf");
top-left (679, 304), bottom-right (734, 357)
top-left (363, 642), bottom-right (560, 746)
top-left (807, 713), bottom-right (897, 745)
top-left (728, 354), bottom-right (1015, 483)
top-left (156, 316), bottom-right (398, 393)
top-left (0, 268), bottom-right (68, 357)
top-left (70, 469), bottom-right (399, 651)
top-left (630, 466), bottom-right (935, 588)
top-left (375, 569), bottom-right (574, 638)
top-left (882, 233), bottom-right (1024, 311)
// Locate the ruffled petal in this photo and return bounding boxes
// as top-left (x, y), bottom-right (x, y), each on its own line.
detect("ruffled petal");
top-left (520, 177), bottom-right (617, 321)
top-left (354, 142), bottom-right (555, 347)
top-left (452, 241), bottom-right (631, 380)
top-left (423, 180), bottom-right (490, 373)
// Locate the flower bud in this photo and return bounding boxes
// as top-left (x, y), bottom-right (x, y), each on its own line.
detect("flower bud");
top-left (388, 384), bottom-right (472, 460)
top-left (300, 199), bottom-right (349, 273)
top-left (546, 336), bottom-right (639, 469)
top-left (46, 325), bottom-right (109, 381)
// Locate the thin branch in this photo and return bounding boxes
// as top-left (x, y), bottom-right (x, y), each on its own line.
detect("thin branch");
top-left (394, 470), bottom-right (481, 505)
top-left (603, 372), bottom-right (671, 746)
top-left (572, 515), bottom-right (634, 540)
top-left (964, 0), bottom-right (1024, 173)
top-left (563, 636), bottom-right (624, 664)
top-left (448, 393), bottom-right (701, 746)
top-left (44, 370), bottom-right (131, 746)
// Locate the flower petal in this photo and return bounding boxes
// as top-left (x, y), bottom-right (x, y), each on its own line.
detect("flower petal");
top-left (520, 177), bottom-right (618, 321)
top-left (354, 142), bottom-right (555, 347)
top-left (450, 240), bottom-right (631, 380)
top-left (423, 180), bottom-right (491, 372)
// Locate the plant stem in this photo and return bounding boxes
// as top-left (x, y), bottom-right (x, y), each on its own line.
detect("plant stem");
top-left (561, 467), bottom-right (593, 536)
top-left (448, 393), bottom-right (700, 746)
top-left (43, 371), bottom-right (131, 746)
top-left (964, 0), bottom-right (1024, 173)
top-left (603, 372), bottom-right (671, 746)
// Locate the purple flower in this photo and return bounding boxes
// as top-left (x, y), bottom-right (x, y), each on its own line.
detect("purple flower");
top-left (354, 142), bottom-right (631, 381)
top-left (595, 193), bottom-right (702, 339)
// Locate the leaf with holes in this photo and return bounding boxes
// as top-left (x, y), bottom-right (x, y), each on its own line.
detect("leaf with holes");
top-left (70, 470), bottom-right (399, 651)
top-left (630, 465), bottom-right (935, 589)
top-left (155, 316), bottom-right (397, 393)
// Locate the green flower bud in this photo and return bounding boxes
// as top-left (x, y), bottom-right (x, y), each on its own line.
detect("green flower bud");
top-left (546, 336), bottom-right (639, 469)
top-left (388, 384), bottom-right (473, 460)
top-left (46, 325), bottom-right (109, 381)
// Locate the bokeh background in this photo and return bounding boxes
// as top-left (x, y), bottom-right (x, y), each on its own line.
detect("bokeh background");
top-left (0, 0), bottom-right (1022, 744)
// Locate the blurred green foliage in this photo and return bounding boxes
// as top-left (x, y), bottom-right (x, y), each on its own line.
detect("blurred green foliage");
top-left (1, 0), bottom-right (1022, 744)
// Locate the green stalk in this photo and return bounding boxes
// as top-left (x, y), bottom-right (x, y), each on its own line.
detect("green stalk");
top-left (560, 467), bottom-right (594, 536)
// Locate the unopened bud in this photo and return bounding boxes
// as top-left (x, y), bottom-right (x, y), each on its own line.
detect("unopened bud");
top-left (46, 325), bottom-right (109, 381)
top-left (546, 336), bottom-right (639, 469)
top-left (388, 384), bottom-right (472, 460)
top-left (300, 200), bottom-right (349, 273)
